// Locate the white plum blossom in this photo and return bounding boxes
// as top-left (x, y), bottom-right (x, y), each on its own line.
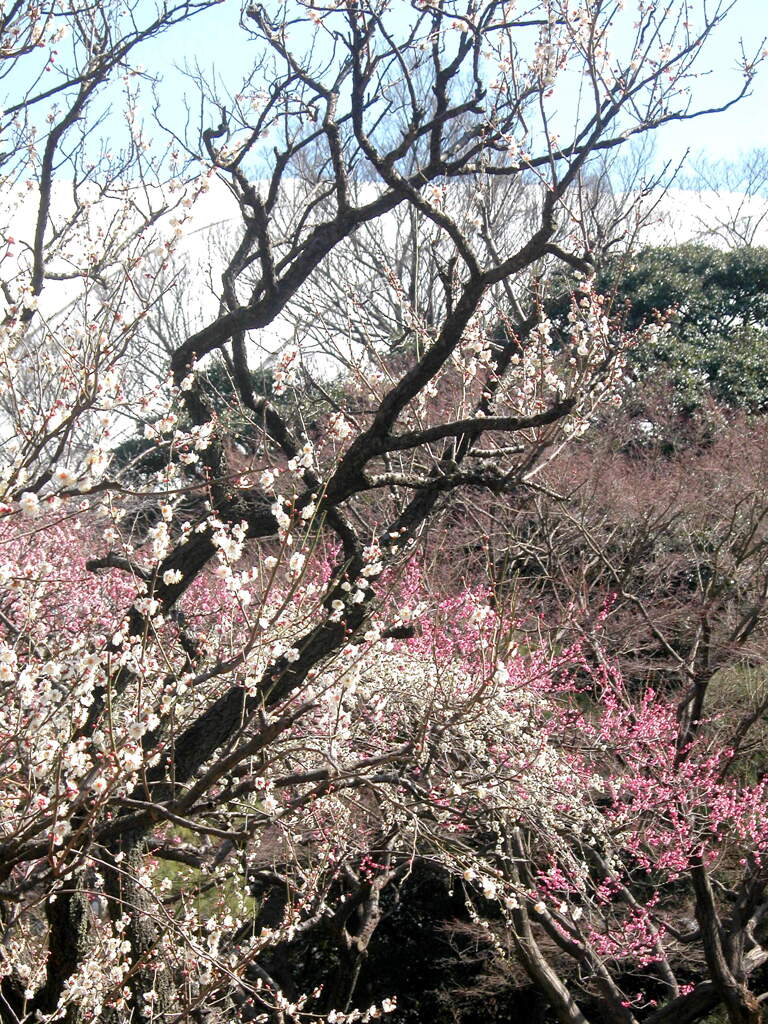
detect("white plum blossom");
top-left (273, 345), bottom-right (300, 395)
top-left (19, 491), bottom-right (40, 517)
top-left (328, 411), bottom-right (353, 441)
top-left (53, 467), bottom-right (78, 488)
top-left (288, 552), bottom-right (306, 577)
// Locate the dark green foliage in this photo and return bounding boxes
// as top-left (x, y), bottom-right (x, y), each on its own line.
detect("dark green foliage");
top-left (598, 244), bottom-right (768, 410)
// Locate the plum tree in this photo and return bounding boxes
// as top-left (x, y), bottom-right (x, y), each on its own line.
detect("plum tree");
top-left (0, 2), bottom-right (764, 1023)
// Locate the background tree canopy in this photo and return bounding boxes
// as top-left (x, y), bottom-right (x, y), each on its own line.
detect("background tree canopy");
top-left (599, 244), bottom-right (768, 410)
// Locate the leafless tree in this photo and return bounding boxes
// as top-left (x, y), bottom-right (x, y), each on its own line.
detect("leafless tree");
top-left (683, 148), bottom-right (768, 247)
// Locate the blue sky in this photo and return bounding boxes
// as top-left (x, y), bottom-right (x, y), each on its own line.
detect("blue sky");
top-left (138, 0), bottom-right (767, 173)
top-left (648, 0), bottom-right (768, 165)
